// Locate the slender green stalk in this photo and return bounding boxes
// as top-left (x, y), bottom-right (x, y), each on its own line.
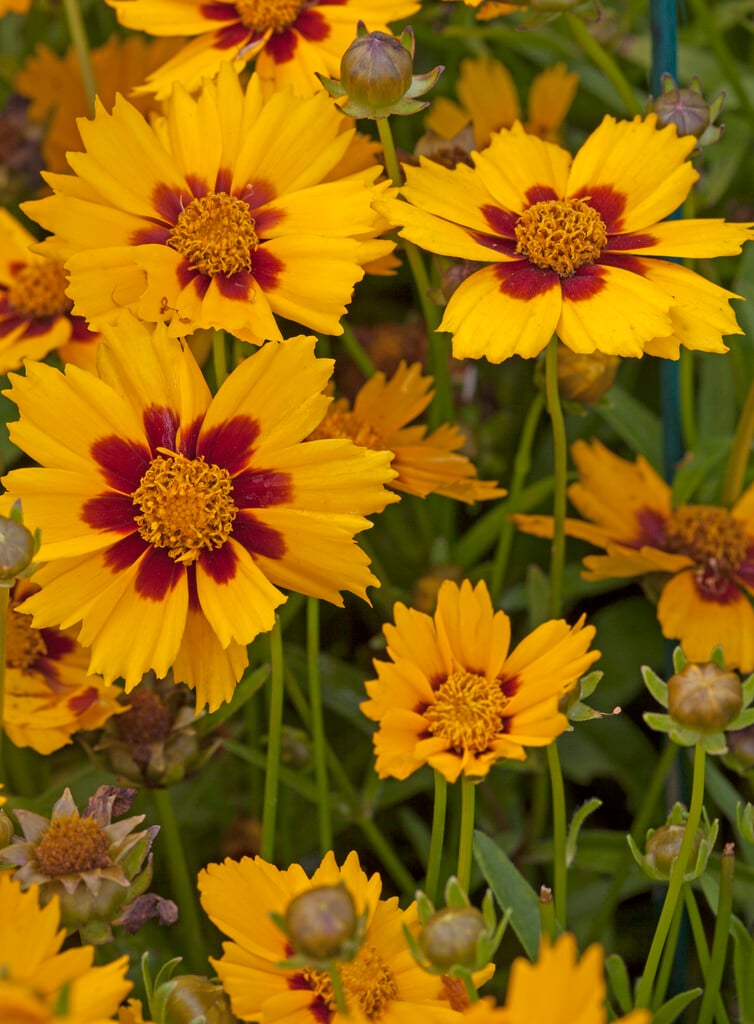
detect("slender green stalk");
top-left (375, 116), bottom-right (453, 428)
top-left (358, 816), bottom-right (416, 896)
top-left (546, 742), bottom-right (567, 928)
top-left (329, 964), bottom-right (349, 1015)
top-left (696, 846), bottom-right (735, 1024)
top-left (721, 377), bottom-right (754, 506)
top-left (635, 743), bottom-right (707, 1009)
top-left (544, 339), bottom-right (568, 620)
top-left (457, 777), bottom-right (476, 892)
top-left (425, 770), bottom-right (448, 905)
top-left (61, 0), bottom-right (97, 115)
top-left (679, 350), bottom-right (697, 453)
top-left (653, 895), bottom-right (685, 1009)
top-left (211, 330), bottom-right (228, 390)
top-left (586, 739), bottom-right (678, 944)
top-left (461, 974), bottom-right (479, 1005)
top-left (151, 787), bottom-right (206, 973)
top-left (261, 618), bottom-right (285, 862)
top-left (307, 597), bottom-right (332, 854)
top-left (340, 322), bottom-right (377, 378)
top-left (683, 887), bottom-right (732, 1024)
top-left (490, 392), bottom-right (545, 600)
top-left (566, 13), bottom-right (643, 117)
top-left (0, 586), bottom-right (8, 784)
top-left (539, 886), bottom-right (557, 944)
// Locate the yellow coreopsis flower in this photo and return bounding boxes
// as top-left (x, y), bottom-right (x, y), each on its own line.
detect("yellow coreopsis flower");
top-left (515, 439), bottom-right (754, 672)
top-left (199, 849), bottom-right (490, 1023)
top-left (0, 873), bottom-right (131, 1023)
top-left (379, 114), bottom-right (754, 362)
top-left (107, 0), bottom-right (420, 100)
top-left (426, 56), bottom-right (578, 148)
top-left (361, 578), bottom-right (600, 782)
top-left (2, 319), bottom-right (397, 711)
top-left (23, 63), bottom-right (393, 344)
top-left (309, 361), bottom-right (505, 503)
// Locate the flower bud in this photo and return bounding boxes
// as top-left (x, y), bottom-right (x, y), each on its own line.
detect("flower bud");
top-left (161, 975), bottom-right (237, 1024)
top-left (668, 662), bottom-right (743, 731)
top-left (0, 510), bottom-right (35, 581)
top-left (725, 724), bottom-right (754, 774)
top-left (285, 884), bottom-right (358, 961)
top-left (650, 74), bottom-right (725, 146)
top-left (645, 823), bottom-right (702, 877)
top-left (341, 31), bottom-right (413, 113)
top-left (0, 809), bottom-right (14, 847)
top-left (418, 907), bottom-right (486, 970)
top-left (556, 345), bottom-right (619, 405)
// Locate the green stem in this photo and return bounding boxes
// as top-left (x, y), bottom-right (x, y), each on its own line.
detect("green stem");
top-left (586, 739), bottom-right (678, 944)
top-left (461, 973), bottom-right (479, 1005)
top-left (0, 585), bottom-right (8, 784)
top-left (375, 116), bottom-right (452, 429)
top-left (329, 964), bottom-right (349, 1016)
top-left (566, 13), bottom-right (643, 117)
top-left (683, 887), bottom-right (732, 1024)
top-left (653, 894), bottom-right (685, 1009)
top-left (61, 0), bottom-right (97, 115)
top-left (151, 787), bottom-right (206, 973)
top-left (721, 376), bottom-right (754, 506)
top-left (696, 845), bottom-right (735, 1024)
top-left (635, 742), bottom-right (707, 1009)
top-left (425, 770), bottom-right (448, 905)
top-left (211, 329), bottom-right (228, 390)
top-left (547, 741), bottom-right (567, 928)
top-left (544, 339), bottom-right (567, 620)
top-left (261, 618), bottom-right (284, 862)
top-left (679, 350), bottom-right (697, 453)
top-left (490, 392), bottom-right (545, 601)
top-left (307, 597), bottom-right (332, 854)
top-left (340, 322), bottom-right (377, 378)
top-left (539, 886), bottom-right (557, 944)
top-left (457, 777), bottom-right (476, 893)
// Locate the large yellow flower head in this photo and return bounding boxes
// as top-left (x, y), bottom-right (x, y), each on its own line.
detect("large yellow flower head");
top-left (361, 578), bottom-right (600, 782)
top-left (0, 210), bottom-right (102, 374)
top-left (515, 439), bottom-right (754, 672)
top-left (380, 114), bottom-right (754, 362)
top-left (2, 319), bottom-right (398, 711)
top-left (199, 849), bottom-right (486, 1023)
top-left (23, 63), bottom-right (393, 344)
top-left (0, 874), bottom-right (131, 1023)
top-left (309, 361), bottom-right (505, 503)
top-left (106, 0), bottom-right (419, 101)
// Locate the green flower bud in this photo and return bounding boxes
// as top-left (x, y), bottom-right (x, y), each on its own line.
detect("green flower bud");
top-left (668, 662), bottom-right (743, 732)
top-left (162, 975), bottom-right (237, 1024)
top-left (650, 74), bottom-right (725, 146)
top-left (645, 823), bottom-right (702, 877)
top-left (285, 884), bottom-right (358, 961)
top-left (0, 809), bottom-right (14, 847)
top-left (341, 31), bottom-right (413, 113)
top-left (418, 907), bottom-right (486, 970)
top-left (556, 344), bottom-right (620, 405)
top-left (0, 511), bottom-right (35, 581)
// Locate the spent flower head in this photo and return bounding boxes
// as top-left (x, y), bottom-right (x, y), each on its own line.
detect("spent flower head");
top-left (318, 24), bottom-right (443, 119)
top-left (650, 74), bottom-right (725, 147)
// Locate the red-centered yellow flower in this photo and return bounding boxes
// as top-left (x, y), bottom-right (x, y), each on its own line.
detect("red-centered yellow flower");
top-left (495, 934), bottom-right (649, 1024)
top-left (4, 578), bottom-right (123, 755)
top-left (309, 361), bottom-right (505, 503)
top-left (1, 319), bottom-right (398, 711)
top-left (0, 209), bottom-right (102, 373)
top-left (14, 36), bottom-right (181, 175)
top-left (379, 114), bottom-right (754, 362)
top-left (361, 578), bottom-right (600, 782)
top-left (199, 849), bottom-right (487, 1023)
top-left (515, 441), bottom-right (754, 672)
top-left (0, 874), bottom-right (131, 1024)
top-left (23, 63), bottom-right (393, 343)
top-left (107, 0), bottom-right (419, 100)
top-left (426, 56), bottom-right (578, 148)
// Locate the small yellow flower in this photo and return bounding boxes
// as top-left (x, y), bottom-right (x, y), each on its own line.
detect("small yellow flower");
top-left (362, 578), bottom-right (599, 782)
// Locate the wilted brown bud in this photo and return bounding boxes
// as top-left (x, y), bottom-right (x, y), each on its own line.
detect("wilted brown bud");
top-left (645, 823), bottom-right (702, 877)
top-left (668, 662), bottom-right (743, 731)
top-left (285, 884), bottom-right (358, 960)
top-left (418, 907), bottom-right (486, 970)
top-left (556, 344), bottom-right (620, 405)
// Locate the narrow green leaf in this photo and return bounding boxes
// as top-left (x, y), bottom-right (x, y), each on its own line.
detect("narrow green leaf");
top-left (651, 988), bottom-right (702, 1024)
top-left (566, 798), bottom-right (602, 867)
top-left (473, 831), bottom-right (540, 960)
top-left (593, 386), bottom-right (662, 469)
top-left (605, 954), bottom-right (633, 1015)
top-left (731, 915), bottom-right (754, 1024)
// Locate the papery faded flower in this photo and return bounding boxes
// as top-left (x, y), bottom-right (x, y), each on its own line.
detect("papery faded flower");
top-left (0, 786), bottom-right (158, 938)
top-left (199, 849), bottom-right (490, 1023)
top-left (107, 0), bottom-right (419, 100)
top-left (14, 36), bottom-right (182, 175)
top-left (0, 209), bottom-right (102, 373)
top-left (4, 578), bottom-right (124, 755)
top-left (309, 361), bottom-right (504, 503)
top-left (24, 63), bottom-right (393, 344)
top-left (515, 439), bottom-right (754, 671)
top-left (361, 578), bottom-right (600, 781)
top-left (0, 873), bottom-right (131, 1023)
top-left (2, 320), bottom-right (397, 710)
top-left (379, 114), bottom-right (754, 362)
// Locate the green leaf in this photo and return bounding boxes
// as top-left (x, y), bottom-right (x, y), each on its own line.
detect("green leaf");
top-left (605, 953), bottom-right (633, 1014)
top-left (671, 435), bottom-right (731, 506)
top-left (592, 385), bottom-right (662, 469)
top-left (651, 989), bottom-right (702, 1024)
top-left (473, 831), bottom-right (541, 960)
top-left (731, 915), bottom-right (754, 1024)
top-left (566, 798), bottom-right (602, 867)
